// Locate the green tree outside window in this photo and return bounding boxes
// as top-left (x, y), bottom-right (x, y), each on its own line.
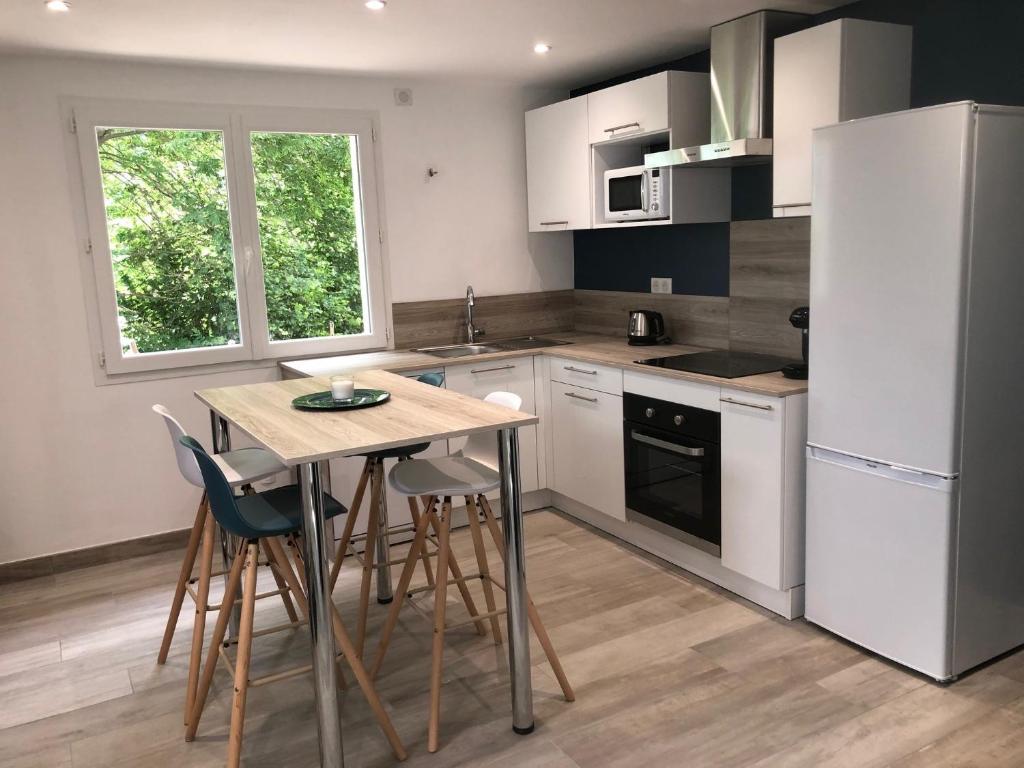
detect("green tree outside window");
top-left (97, 127), bottom-right (365, 355)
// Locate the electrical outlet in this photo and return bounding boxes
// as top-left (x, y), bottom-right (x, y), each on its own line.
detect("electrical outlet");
top-left (651, 277), bottom-right (672, 294)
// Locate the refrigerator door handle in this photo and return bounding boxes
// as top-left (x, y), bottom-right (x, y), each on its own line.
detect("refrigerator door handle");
top-left (807, 445), bottom-right (958, 492)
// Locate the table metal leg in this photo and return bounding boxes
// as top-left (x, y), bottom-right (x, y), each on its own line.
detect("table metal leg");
top-left (375, 471), bottom-right (394, 604)
top-left (210, 411), bottom-right (241, 640)
top-left (299, 462), bottom-right (345, 768)
top-left (497, 427), bottom-right (534, 735)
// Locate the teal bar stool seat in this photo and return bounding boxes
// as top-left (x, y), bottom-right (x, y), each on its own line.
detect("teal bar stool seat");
top-left (179, 436), bottom-right (407, 766)
top-left (152, 403), bottom-right (297, 736)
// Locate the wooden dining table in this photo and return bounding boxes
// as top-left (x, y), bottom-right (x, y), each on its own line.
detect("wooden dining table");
top-left (195, 369), bottom-right (539, 767)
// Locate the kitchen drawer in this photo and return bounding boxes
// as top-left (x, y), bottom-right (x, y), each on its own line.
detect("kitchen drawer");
top-left (549, 356), bottom-right (623, 395)
top-left (623, 370), bottom-right (721, 411)
top-left (444, 358), bottom-right (536, 407)
top-left (445, 357), bottom-right (539, 493)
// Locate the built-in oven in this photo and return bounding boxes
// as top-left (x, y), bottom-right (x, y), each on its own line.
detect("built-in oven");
top-left (623, 393), bottom-right (721, 556)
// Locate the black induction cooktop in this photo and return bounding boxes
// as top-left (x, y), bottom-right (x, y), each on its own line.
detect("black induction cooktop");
top-left (635, 350), bottom-right (796, 379)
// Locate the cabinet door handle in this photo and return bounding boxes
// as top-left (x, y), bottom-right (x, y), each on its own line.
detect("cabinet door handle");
top-left (720, 396), bottom-right (774, 412)
top-left (631, 431), bottom-right (705, 457)
top-left (564, 391), bottom-right (598, 403)
top-left (604, 121), bottom-right (641, 134)
top-left (539, 220), bottom-right (569, 226)
top-left (470, 364), bottom-right (515, 375)
top-left (564, 365), bottom-right (598, 375)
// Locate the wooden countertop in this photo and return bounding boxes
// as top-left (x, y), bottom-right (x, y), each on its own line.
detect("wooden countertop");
top-left (196, 369), bottom-right (537, 466)
top-left (280, 333), bottom-right (808, 398)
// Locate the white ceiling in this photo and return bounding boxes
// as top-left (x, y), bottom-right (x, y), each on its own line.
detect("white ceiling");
top-left (0, 0), bottom-right (848, 88)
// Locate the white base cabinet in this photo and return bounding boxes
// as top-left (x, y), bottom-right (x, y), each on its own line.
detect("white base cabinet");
top-left (445, 358), bottom-right (539, 494)
top-left (720, 391), bottom-right (808, 590)
top-left (549, 382), bottom-right (625, 521)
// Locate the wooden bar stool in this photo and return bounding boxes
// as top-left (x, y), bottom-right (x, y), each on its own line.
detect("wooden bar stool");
top-left (179, 436), bottom-right (407, 767)
top-left (327, 372), bottom-right (488, 656)
top-left (370, 392), bottom-right (574, 753)
top-left (152, 404), bottom-right (299, 728)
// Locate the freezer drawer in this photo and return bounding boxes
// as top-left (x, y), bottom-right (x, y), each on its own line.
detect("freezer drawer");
top-left (805, 448), bottom-right (958, 680)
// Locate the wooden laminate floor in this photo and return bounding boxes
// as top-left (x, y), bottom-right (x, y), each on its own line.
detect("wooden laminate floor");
top-left (3, 509), bottom-right (1024, 768)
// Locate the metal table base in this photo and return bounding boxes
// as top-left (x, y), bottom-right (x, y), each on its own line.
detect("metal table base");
top-left (206, 413), bottom-right (533, 766)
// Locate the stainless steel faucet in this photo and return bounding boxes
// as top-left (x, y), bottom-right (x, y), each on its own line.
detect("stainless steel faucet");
top-left (466, 285), bottom-right (484, 343)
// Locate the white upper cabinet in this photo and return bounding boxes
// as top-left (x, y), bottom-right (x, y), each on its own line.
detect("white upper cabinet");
top-left (773, 19), bottom-right (912, 217)
top-left (525, 96), bottom-right (590, 232)
top-left (587, 71), bottom-right (710, 147)
top-left (588, 72), bottom-right (670, 144)
top-left (525, 70), bottom-right (721, 232)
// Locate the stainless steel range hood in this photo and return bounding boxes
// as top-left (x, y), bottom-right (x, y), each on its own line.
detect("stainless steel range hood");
top-left (646, 10), bottom-right (807, 169)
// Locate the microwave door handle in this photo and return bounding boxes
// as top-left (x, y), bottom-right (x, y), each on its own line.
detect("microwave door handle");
top-left (640, 172), bottom-right (648, 212)
top-left (631, 430), bottom-right (704, 457)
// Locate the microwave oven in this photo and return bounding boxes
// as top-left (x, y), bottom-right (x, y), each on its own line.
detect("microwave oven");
top-left (603, 165), bottom-right (670, 222)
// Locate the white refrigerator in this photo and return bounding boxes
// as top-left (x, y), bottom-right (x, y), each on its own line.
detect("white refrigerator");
top-left (805, 101), bottom-right (1024, 681)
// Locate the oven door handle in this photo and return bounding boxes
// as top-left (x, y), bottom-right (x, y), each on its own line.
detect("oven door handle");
top-left (630, 430), bottom-right (705, 457)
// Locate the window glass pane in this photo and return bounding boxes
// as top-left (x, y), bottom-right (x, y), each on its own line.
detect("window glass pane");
top-left (95, 128), bottom-right (241, 355)
top-left (250, 132), bottom-right (367, 342)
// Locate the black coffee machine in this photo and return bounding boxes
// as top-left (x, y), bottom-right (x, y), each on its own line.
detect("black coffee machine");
top-left (782, 306), bottom-right (809, 380)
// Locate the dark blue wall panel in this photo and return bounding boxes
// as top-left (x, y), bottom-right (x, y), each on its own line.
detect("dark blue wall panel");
top-left (573, 223), bottom-right (730, 296)
top-left (572, 0), bottom-right (1024, 295)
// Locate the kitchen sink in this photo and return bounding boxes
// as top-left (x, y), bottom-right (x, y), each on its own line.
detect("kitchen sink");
top-left (415, 336), bottom-right (571, 358)
top-left (492, 336), bottom-right (572, 351)
top-left (414, 343), bottom-right (504, 358)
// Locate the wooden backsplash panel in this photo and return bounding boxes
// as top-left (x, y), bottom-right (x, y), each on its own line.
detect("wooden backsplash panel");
top-left (574, 290), bottom-right (730, 349)
top-left (393, 218), bottom-right (808, 356)
top-left (392, 289), bottom-right (574, 349)
top-left (728, 218), bottom-right (811, 358)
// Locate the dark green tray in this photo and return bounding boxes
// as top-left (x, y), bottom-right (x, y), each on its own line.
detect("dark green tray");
top-left (292, 389), bottom-right (390, 411)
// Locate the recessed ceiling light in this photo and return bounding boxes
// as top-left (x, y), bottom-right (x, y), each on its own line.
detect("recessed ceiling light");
top-left (44, 0), bottom-right (70, 11)
top-left (365, 0), bottom-right (386, 9)
top-left (533, 43), bottom-right (552, 55)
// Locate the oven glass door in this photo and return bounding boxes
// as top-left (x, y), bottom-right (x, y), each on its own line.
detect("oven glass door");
top-left (624, 421), bottom-right (721, 546)
top-left (607, 173), bottom-right (644, 213)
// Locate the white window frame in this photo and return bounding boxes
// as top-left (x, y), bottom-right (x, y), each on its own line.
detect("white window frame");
top-left (235, 107), bottom-right (388, 360)
top-left (71, 99), bottom-right (390, 375)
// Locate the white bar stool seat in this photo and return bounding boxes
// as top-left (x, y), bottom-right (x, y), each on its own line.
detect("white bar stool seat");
top-left (153, 404), bottom-right (285, 490)
top-left (387, 390), bottom-right (519, 498)
top-left (388, 455), bottom-right (499, 497)
top-left (373, 390), bottom-right (575, 753)
top-left (211, 447), bottom-right (284, 487)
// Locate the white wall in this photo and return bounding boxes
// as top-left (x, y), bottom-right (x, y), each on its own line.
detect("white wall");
top-left (0, 54), bottom-right (573, 564)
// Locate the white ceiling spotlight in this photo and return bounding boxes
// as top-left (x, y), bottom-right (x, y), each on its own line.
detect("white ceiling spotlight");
top-left (365, 0), bottom-right (386, 10)
top-left (44, 0), bottom-right (71, 11)
top-left (533, 42), bottom-right (552, 55)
